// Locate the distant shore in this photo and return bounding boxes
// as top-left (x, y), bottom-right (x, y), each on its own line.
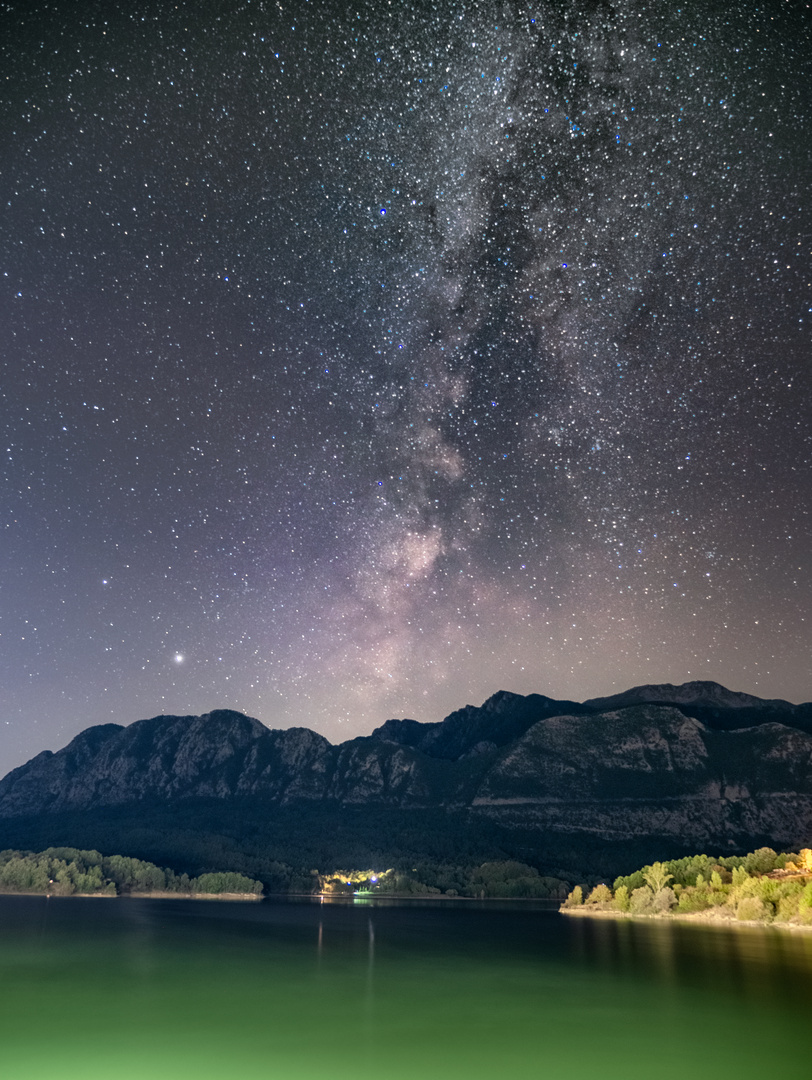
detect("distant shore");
top-left (128, 890), bottom-right (263, 901)
top-left (560, 906), bottom-right (812, 933)
top-left (0, 889), bottom-right (262, 901)
top-left (314, 892), bottom-right (561, 902)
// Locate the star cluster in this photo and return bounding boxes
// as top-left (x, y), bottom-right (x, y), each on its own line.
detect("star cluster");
top-left (2, 0), bottom-right (809, 771)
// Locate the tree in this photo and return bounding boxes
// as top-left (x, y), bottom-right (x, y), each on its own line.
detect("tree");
top-left (642, 862), bottom-right (673, 894)
top-left (613, 885), bottom-right (630, 912)
top-left (743, 847), bottom-right (778, 875)
top-left (652, 887), bottom-right (677, 913)
top-left (629, 887), bottom-right (654, 914)
top-left (0, 855), bottom-right (49, 892)
top-left (193, 871), bottom-right (263, 895)
top-left (798, 882), bottom-right (812, 924)
top-left (564, 885), bottom-right (583, 907)
top-left (585, 883), bottom-right (613, 906)
top-left (613, 870), bottom-right (646, 893)
top-left (731, 865), bottom-right (750, 887)
top-left (736, 896), bottom-right (769, 922)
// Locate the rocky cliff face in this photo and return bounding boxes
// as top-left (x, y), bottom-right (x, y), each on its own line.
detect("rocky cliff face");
top-left (369, 689), bottom-right (589, 759)
top-left (0, 711), bottom-right (336, 814)
top-left (470, 705), bottom-right (812, 851)
top-left (1, 684), bottom-right (811, 864)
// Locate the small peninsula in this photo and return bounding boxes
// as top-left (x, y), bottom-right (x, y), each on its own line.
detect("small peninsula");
top-left (561, 847), bottom-right (812, 929)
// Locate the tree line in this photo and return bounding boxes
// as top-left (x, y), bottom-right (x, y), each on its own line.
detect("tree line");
top-left (0, 847), bottom-right (263, 897)
top-left (563, 847), bottom-right (812, 925)
top-left (320, 859), bottom-right (570, 899)
top-left (0, 845), bottom-right (574, 900)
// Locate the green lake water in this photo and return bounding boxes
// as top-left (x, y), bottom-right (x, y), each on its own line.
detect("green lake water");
top-left (1, 895), bottom-right (810, 1079)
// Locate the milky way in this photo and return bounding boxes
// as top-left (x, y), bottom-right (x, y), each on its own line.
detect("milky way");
top-left (2, 0), bottom-right (810, 771)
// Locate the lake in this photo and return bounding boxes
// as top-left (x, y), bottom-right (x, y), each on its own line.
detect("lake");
top-left (1, 895), bottom-right (810, 1079)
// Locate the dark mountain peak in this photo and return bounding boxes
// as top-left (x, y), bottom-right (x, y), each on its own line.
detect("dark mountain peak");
top-left (107, 710), bottom-right (269, 762)
top-left (132, 709), bottom-right (265, 734)
top-left (0, 721), bottom-right (125, 816)
top-left (370, 717), bottom-right (432, 748)
top-left (410, 690), bottom-right (590, 761)
top-left (368, 693), bottom-right (565, 755)
top-left (265, 726), bottom-right (334, 770)
top-left (480, 689), bottom-right (525, 711)
top-left (193, 709), bottom-right (271, 744)
top-left (584, 680), bottom-right (797, 711)
top-left (29, 720), bottom-right (123, 771)
top-left (65, 722), bottom-right (125, 752)
top-left (480, 689), bottom-right (572, 713)
top-left (0, 709), bottom-right (332, 816)
top-left (369, 683), bottom-right (812, 765)
top-left (583, 681), bottom-right (812, 735)
top-left (201, 708), bottom-right (268, 729)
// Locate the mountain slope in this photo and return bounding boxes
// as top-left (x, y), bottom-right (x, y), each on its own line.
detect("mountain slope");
top-left (1, 683), bottom-right (810, 878)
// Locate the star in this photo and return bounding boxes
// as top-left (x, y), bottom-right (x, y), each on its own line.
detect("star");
top-left (0, 0), bottom-right (808, 773)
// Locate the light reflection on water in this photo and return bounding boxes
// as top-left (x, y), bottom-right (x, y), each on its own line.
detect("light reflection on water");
top-left (1, 895), bottom-right (810, 1079)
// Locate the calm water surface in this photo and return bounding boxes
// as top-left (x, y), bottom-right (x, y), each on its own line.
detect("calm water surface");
top-left (1, 895), bottom-right (810, 1079)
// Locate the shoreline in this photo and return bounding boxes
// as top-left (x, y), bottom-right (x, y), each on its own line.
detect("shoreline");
top-left (560, 905), bottom-right (812, 934)
top-left (311, 892), bottom-right (564, 903)
top-left (0, 889), bottom-right (262, 902)
top-left (0, 889), bottom-right (560, 903)
top-left (126, 890), bottom-right (262, 900)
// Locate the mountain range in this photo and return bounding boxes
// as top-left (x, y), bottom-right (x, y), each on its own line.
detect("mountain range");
top-left (1, 680), bottom-right (810, 882)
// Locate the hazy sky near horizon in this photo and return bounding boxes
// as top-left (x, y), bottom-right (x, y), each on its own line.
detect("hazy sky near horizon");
top-left (2, 0), bottom-right (810, 774)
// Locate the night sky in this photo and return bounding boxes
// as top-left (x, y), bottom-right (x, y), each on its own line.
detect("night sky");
top-left (2, 0), bottom-right (810, 774)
